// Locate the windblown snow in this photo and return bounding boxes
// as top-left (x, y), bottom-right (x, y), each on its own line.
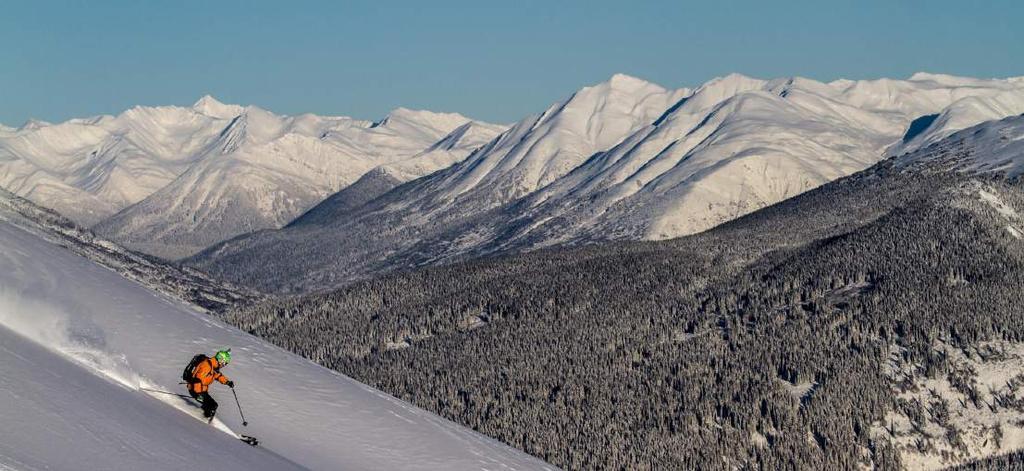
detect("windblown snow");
top-left (0, 220), bottom-right (553, 470)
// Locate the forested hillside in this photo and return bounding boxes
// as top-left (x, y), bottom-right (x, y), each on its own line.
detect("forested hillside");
top-left (949, 449), bottom-right (1024, 470)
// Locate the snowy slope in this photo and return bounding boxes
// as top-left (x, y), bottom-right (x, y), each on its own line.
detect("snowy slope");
top-left (292, 120), bottom-right (507, 227)
top-left (0, 97), bottom-right (503, 259)
top-left (894, 112), bottom-right (1024, 176)
top-left (291, 74), bottom-right (689, 227)
top-left (191, 73), bottom-right (1024, 293)
top-left (382, 74), bottom-right (690, 216)
top-left (0, 187), bottom-right (261, 314)
top-left (0, 221), bottom-right (554, 470)
top-left (0, 323), bottom-right (302, 471)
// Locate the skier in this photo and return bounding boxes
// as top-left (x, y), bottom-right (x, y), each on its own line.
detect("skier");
top-left (183, 349), bottom-right (235, 420)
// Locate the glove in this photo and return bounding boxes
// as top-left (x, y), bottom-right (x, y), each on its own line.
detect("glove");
top-left (226, 380), bottom-right (235, 388)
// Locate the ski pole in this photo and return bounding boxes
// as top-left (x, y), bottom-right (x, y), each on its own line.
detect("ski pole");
top-left (139, 387), bottom-right (193, 400)
top-left (231, 387), bottom-right (248, 426)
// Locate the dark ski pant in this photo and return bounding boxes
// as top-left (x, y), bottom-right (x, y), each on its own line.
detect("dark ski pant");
top-left (189, 390), bottom-right (218, 418)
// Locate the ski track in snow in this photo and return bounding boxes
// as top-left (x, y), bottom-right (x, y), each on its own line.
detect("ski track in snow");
top-left (0, 221), bottom-right (554, 470)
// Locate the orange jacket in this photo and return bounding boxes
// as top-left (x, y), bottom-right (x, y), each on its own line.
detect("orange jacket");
top-left (189, 357), bottom-right (230, 394)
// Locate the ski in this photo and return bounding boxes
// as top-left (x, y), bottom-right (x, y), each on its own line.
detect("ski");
top-left (239, 434), bottom-right (259, 447)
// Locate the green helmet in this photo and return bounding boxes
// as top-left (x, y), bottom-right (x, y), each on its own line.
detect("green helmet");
top-left (215, 349), bottom-right (231, 366)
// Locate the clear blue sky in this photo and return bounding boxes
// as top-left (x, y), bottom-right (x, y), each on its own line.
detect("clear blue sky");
top-left (2, 0), bottom-right (1022, 126)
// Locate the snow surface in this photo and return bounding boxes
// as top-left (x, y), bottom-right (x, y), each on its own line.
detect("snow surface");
top-left (874, 341), bottom-right (1024, 470)
top-left (0, 221), bottom-right (554, 470)
top-left (0, 323), bottom-right (303, 471)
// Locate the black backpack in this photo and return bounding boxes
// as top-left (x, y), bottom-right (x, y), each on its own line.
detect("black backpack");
top-left (182, 354), bottom-right (209, 384)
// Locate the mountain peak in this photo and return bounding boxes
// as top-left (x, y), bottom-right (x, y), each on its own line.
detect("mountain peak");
top-left (192, 95), bottom-right (243, 119)
top-left (908, 72), bottom-right (980, 86)
top-left (703, 73), bottom-right (762, 89)
top-left (605, 73), bottom-right (658, 90)
top-left (565, 74), bottom-right (674, 110)
top-left (680, 73), bottom-right (766, 108)
top-left (18, 118), bottom-right (52, 131)
top-left (384, 107), bottom-right (470, 122)
top-left (374, 107), bottom-right (476, 136)
top-left (192, 94), bottom-right (222, 108)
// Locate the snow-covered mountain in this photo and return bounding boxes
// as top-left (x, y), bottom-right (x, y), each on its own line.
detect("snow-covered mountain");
top-left (291, 119), bottom-right (507, 227)
top-left (504, 73), bottom-right (1024, 244)
top-left (887, 86), bottom-right (1024, 157)
top-left (0, 102), bottom-right (231, 225)
top-left (894, 111), bottom-right (1024, 177)
top-left (0, 97), bottom-right (504, 258)
top-left (408, 74), bottom-right (690, 209)
top-left (190, 73), bottom-right (1024, 293)
top-left (0, 215), bottom-right (553, 469)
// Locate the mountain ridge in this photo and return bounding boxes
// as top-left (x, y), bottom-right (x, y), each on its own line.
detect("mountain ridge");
top-left (0, 97), bottom-right (505, 259)
top-left (190, 72), bottom-right (1024, 293)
